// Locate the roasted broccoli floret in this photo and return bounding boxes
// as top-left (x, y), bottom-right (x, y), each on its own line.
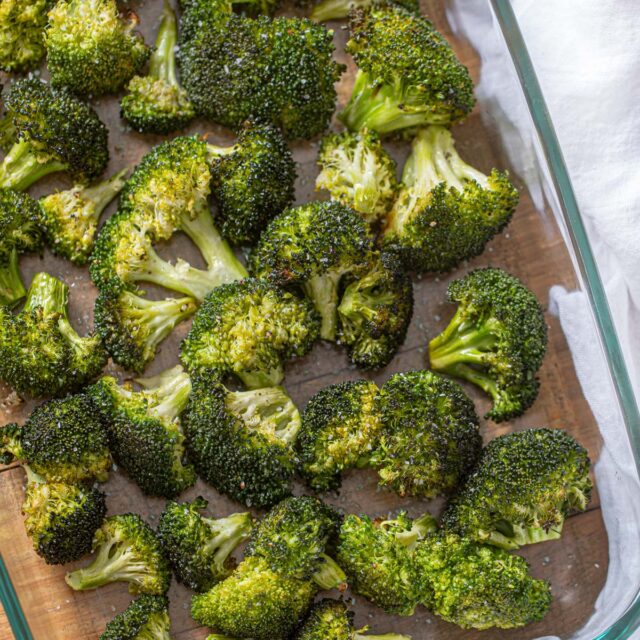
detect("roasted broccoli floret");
top-left (428, 267), bottom-right (548, 421)
top-left (0, 188), bottom-right (43, 307)
top-left (158, 497), bottom-right (252, 592)
top-left (0, 272), bottom-right (107, 397)
top-left (311, 0), bottom-right (418, 22)
top-left (0, 0), bottom-right (52, 72)
top-left (65, 513), bottom-right (170, 595)
top-left (249, 201), bottom-right (372, 340)
top-left (181, 279), bottom-right (319, 388)
top-left (90, 366), bottom-right (195, 498)
top-left (339, 7), bottom-right (474, 135)
top-left (39, 168), bottom-right (128, 265)
top-left (336, 512), bottom-right (435, 615)
top-left (121, 0), bottom-right (194, 134)
top-left (100, 595), bottom-right (172, 640)
top-left (372, 370), bottom-right (481, 498)
top-left (315, 130), bottom-right (398, 226)
top-left (45, 0), bottom-right (150, 96)
top-left (297, 380), bottom-right (381, 492)
top-left (0, 78), bottom-right (109, 191)
top-left (0, 422), bottom-right (23, 464)
top-left (442, 428), bottom-right (592, 549)
top-left (416, 532), bottom-right (551, 629)
top-left (337, 251), bottom-right (413, 369)
top-left (182, 380), bottom-right (302, 508)
top-left (382, 127), bottom-right (519, 272)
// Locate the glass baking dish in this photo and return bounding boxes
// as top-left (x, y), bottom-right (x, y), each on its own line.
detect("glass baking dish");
top-left (1, 0), bottom-right (640, 638)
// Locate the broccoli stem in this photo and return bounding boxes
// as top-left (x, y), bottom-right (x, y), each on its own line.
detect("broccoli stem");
top-left (23, 465), bottom-right (45, 486)
top-left (135, 365), bottom-right (193, 422)
top-left (303, 271), bottom-right (343, 341)
top-left (387, 513), bottom-right (436, 550)
top-left (23, 272), bottom-right (67, 316)
top-left (0, 139), bottom-right (67, 191)
top-left (237, 366), bottom-right (284, 390)
top-left (312, 553), bottom-right (346, 590)
top-left (202, 512), bottom-right (253, 570)
top-left (0, 115), bottom-right (16, 151)
top-left (80, 167), bottom-right (129, 220)
top-left (354, 633), bottom-right (412, 640)
top-left (0, 248), bottom-right (27, 307)
top-left (206, 635), bottom-right (238, 640)
top-left (143, 613), bottom-right (172, 640)
top-left (310, 0), bottom-right (360, 22)
top-left (149, 0), bottom-right (180, 86)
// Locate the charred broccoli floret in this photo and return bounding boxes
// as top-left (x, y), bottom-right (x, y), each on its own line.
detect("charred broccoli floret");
top-left (90, 366), bottom-right (195, 498)
top-left (297, 380), bottom-right (381, 492)
top-left (442, 428), bottom-right (592, 549)
top-left (158, 497), bottom-right (252, 592)
top-left (0, 422), bottom-right (23, 464)
top-left (315, 130), bottom-right (398, 226)
top-left (311, 0), bottom-right (419, 22)
top-left (0, 78), bottom-right (109, 191)
top-left (65, 514), bottom-right (170, 595)
top-left (428, 267), bottom-right (548, 421)
top-left (339, 7), bottom-right (474, 135)
top-left (45, 0), bottom-right (150, 96)
top-left (382, 127), bottom-right (519, 272)
top-left (181, 279), bottom-right (319, 388)
top-left (100, 595), bottom-right (172, 640)
top-left (249, 201), bottom-right (372, 340)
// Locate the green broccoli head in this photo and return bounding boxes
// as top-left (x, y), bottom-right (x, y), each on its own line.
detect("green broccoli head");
top-left (316, 130), bottom-right (398, 226)
top-left (416, 532), bottom-right (551, 629)
top-left (0, 0), bottom-right (52, 72)
top-left (442, 428), bottom-right (592, 549)
top-left (297, 380), bottom-right (381, 492)
top-left (100, 595), bottom-right (172, 640)
top-left (249, 201), bottom-right (373, 340)
top-left (382, 126), bottom-right (519, 273)
top-left (89, 366), bottom-right (196, 498)
top-left (311, 0), bottom-right (419, 22)
top-left (428, 267), bottom-right (548, 421)
top-left (0, 79), bottom-right (109, 191)
top-left (336, 512), bottom-right (436, 616)
top-left (182, 379), bottom-right (302, 508)
top-left (65, 513), bottom-right (171, 596)
top-left (45, 0), bottom-right (150, 97)
top-left (181, 279), bottom-right (319, 388)
top-left (372, 370), bottom-right (481, 498)
top-left (158, 497), bottom-right (253, 592)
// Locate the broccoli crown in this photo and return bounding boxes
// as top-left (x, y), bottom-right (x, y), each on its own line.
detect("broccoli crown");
top-left (316, 129), bottom-right (398, 225)
top-left (45, 0), bottom-right (150, 97)
top-left (65, 513), bottom-right (171, 596)
top-left (20, 393), bottom-right (111, 484)
top-left (210, 122), bottom-right (296, 245)
top-left (416, 532), bottom-right (551, 629)
top-left (339, 7), bottom-right (474, 135)
top-left (297, 380), bottom-right (382, 492)
top-left (428, 267), bottom-right (548, 421)
top-left (90, 366), bottom-right (195, 498)
top-left (0, 0), bottom-right (52, 72)
top-left (182, 380), bottom-right (301, 508)
top-left (336, 512), bottom-right (436, 616)
top-left (181, 278), bottom-right (319, 389)
top-left (100, 595), bottom-right (171, 640)
top-left (382, 126), bottom-right (519, 273)
top-left (191, 555), bottom-right (316, 640)
top-left (157, 497), bottom-right (253, 592)
top-left (372, 370), bottom-right (481, 498)
top-left (442, 428), bottom-right (592, 549)
top-left (249, 201), bottom-right (372, 340)
top-left (23, 471), bottom-right (106, 565)
top-left (337, 251), bottom-right (413, 369)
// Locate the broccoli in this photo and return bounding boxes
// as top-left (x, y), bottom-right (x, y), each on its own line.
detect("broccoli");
top-left (310, 0), bottom-right (418, 22)
top-left (90, 366), bottom-right (196, 498)
top-left (0, 422), bottom-right (23, 464)
top-left (315, 130), bottom-right (398, 226)
top-left (336, 512), bottom-right (436, 615)
top-left (297, 380), bottom-right (381, 492)
top-left (428, 267), bottom-right (548, 421)
top-left (45, 0), bottom-right (150, 97)
top-left (0, 78), bottom-right (109, 191)
top-left (372, 370), bottom-right (481, 498)
top-left (337, 251), bottom-right (413, 369)
top-left (0, 272), bottom-right (107, 397)
top-left (158, 497), bottom-right (253, 592)
top-left (416, 532), bottom-right (551, 629)
top-left (0, 188), bottom-right (43, 307)
top-left (100, 595), bottom-right (172, 640)
top-left (295, 599), bottom-right (411, 640)
top-left (181, 279), bottom-right (319, 388)
top-left (442, 428), bottom-right (592, 549)
top-left (249, 201), bottom-right (372, 340)
top-left (382, 126), bottom-right (519, 272)
top-left (65, 513), bottom-right (171, 595)
top-left (182, 379), bottom-right (302, 508)
top-left (39, 168), bottom-right (128, 265)
top-left (339, 7), bottom-right (474, 135)
top-left (121, 0), bottom-right (195, 134)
